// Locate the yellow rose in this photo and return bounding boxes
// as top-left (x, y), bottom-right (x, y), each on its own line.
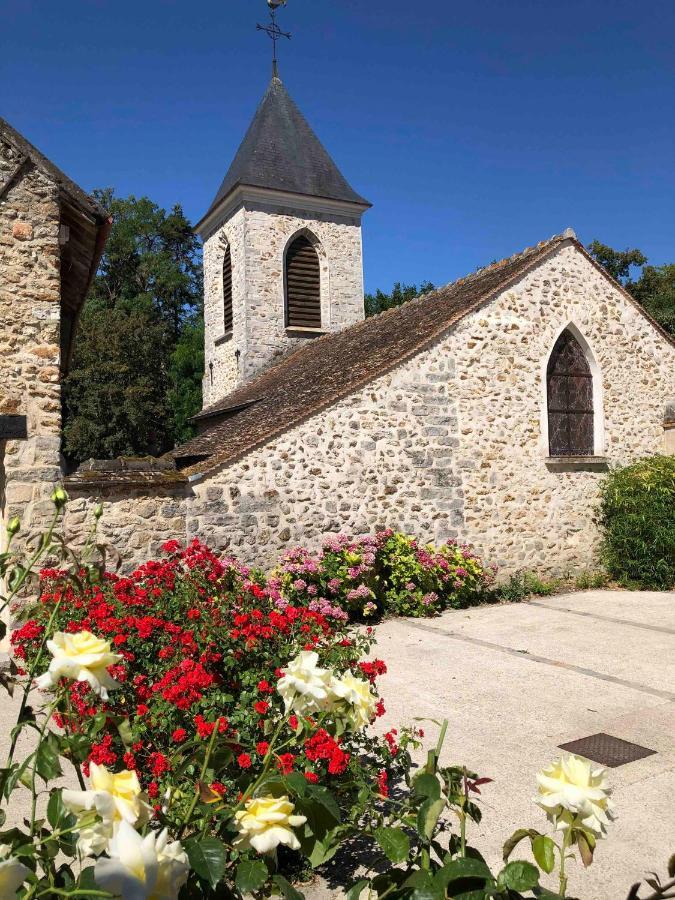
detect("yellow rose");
top-left (330, 671), bottom-right (377, 730)
top-left (234, 795), bottom-right (307, 854)
top-left (35, 630), bottom-right (122, 699)
top-left (277, 651), bottom-right (334, 716)
top-left (535, 754), bottom-right (615, 838)
top-left (0, 845), bottom-right (30, 899)
top-left (62, 763), bottom-right (151, 857)
top-left (94, 821), bottom-right (189, 900)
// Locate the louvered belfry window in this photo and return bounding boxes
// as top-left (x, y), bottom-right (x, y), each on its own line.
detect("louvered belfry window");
top-left (285, 235), bottom-right (321, 328)
top-left (223, 245), bottom-right (233, 333)
top-left (547, 330), bottom-right (594, 457)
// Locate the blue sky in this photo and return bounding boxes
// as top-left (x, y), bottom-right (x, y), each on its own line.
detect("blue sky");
top-left (3, 0), bottom-right (674, 293)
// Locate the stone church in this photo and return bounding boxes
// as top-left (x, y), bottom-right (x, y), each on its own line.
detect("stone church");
top-left (1, 75), bottom-right (673, 580)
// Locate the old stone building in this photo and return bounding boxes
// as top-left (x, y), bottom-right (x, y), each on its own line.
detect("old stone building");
top-left (0, 117), bottom-right (109, 534)
top-left (1, 77), bottom-right (673, 580)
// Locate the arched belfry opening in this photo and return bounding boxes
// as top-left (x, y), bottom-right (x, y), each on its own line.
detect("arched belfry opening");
top-left (546, 328), bottom-right (595, 457)
top-left (285, 234), bottom-right (321, 329)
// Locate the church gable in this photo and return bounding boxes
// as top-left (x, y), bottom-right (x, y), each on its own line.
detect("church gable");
top-left (176, 229), bottom-right (649, 476)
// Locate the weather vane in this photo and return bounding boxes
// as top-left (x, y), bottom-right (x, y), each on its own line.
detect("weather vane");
top-left (257, 0), bottom-right (291, 79)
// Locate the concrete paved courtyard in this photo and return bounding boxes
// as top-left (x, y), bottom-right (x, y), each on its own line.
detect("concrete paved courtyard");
top-left (1, 590), bottom-right (673, 899)
top-left (334, 589), bottom-right (674, 900)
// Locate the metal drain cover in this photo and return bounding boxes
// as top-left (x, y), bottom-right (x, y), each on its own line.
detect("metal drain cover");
top-left (558, 733), bottom-right (656, 768)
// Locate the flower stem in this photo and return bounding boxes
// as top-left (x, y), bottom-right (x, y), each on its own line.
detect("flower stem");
top-left (234, 715), bottom-right (288, 813)
top-left (558, 828), bottom-right (571, 897)
top-left (178, 721), bottom-right (220, 837)
top-left (29, 696), bottom-right (58, 837)
top-left (6, 595), bottom-right (63, 769)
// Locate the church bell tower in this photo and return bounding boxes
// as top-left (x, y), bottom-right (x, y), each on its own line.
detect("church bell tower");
top-left (195, 68), bottom-right (371, 409)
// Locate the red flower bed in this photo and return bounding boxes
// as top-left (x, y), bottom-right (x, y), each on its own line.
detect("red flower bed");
top-left (13, 539), bottom-right (413, 821)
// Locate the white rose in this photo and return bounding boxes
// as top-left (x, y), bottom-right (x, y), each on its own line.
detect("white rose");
top-left (535, 754), bottom-right (615, 838)
top-left (35, 631), bottom-right (122, 700)
top-left (330, 671), bottom-right (377, 730)
top-left (94, 821), bottom-right (189, 900)
top-left (62, 763), bottom-right (151, 857)
top-left (234, 795), bottom-right (307, 854)
top-left (0, 845), bottom-right (30, 898)
top-left (277, 650), bottom-right (334, 716)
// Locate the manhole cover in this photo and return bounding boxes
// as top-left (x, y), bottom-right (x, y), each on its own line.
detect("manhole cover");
top-left (558, 733), bottom-right (656, 768)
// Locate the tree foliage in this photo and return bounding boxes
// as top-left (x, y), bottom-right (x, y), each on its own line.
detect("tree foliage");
top-left (364, 280), bottom-right (435, 318)
top-left (588, 240), bottom-right (674, 336)
top-left (63, 191), bottom-right (203, 466)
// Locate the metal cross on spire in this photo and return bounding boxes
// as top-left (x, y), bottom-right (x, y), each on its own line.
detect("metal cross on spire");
top-left (257, 0), bottom-right (291, 79)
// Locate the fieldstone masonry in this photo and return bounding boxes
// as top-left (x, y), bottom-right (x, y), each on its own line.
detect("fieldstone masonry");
top-left (202, 197), bottom-right (365, 407)
top-left (0, 135), bottom-right (63, 535)
top-left (64, 241), bottom-right (674, 578)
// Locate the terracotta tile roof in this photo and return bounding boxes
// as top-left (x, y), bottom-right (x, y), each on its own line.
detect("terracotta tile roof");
top-left (65, 458), bottom-right (188, 491)
top-left (173, 231), bottom-right (577, 476)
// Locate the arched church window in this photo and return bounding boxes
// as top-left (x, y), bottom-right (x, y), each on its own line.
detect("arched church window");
top-left (223, 245), bottom-right (233, 333)
top-left (285, 235), bottom-right (321, 328)
top-left (547, 329), bottom-right (594, 457)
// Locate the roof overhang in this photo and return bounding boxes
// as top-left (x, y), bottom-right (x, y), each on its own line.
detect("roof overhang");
top-left (195, 183), bottom-right (371, 240)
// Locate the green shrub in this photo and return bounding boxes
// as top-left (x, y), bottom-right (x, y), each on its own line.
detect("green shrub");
top-left (573, 570), bottom-right (610, 591)
top-left (598, 455), bottom-right (675, 589)
top-left (495, 570), bottom-right (561, 603)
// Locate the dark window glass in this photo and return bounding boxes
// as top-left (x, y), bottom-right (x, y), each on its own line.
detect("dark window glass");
top-left (223, 246), bottom-right (233, 333)
top-left (547, 330), bottom-right (594, 456)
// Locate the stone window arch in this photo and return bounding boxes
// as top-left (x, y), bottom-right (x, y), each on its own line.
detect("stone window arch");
top-left (546, 325), bottom-right (603, 457)
top-left (284, 232), bottom-right (322, 329)
top-left (222, 242), bottom-right (233, 333)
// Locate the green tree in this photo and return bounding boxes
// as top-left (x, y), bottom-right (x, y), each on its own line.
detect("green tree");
top-left (63, 304), bottom-right (171, 461)
top-left (63, 191), bottom-right (204, 465)
top-left (364, 280), bottom-right (435, 317)
top-left (629, 263), bottom-right (675, 336)
top-left (168, 319), bottom-right (205, 445)
top-left (588, 240), bottom-right (674, 336)
top-left (587, 240), bottom-right (646, 284)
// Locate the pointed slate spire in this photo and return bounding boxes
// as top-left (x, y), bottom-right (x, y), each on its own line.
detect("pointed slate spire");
top-left (200, 77), bottom-right (370, 225)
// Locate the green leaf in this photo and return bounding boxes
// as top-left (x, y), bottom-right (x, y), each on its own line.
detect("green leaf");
top-left (416, 797), bottom-right (445, 841)
top-left (284, 771), bottom-right (308, 798)
top-left (499, 860), bottom-right (540, 891)
top-left (373, 826), bottom-right (410, 864)
top-left (235, 858), bottom-right (268, 894)
top-left (413, 772), bottom-right (441, 801)
top-left (116, 717), bottom-right (133, 750)
top-left (305, 784), bottom-right (340, 823)
top-left (345, 880), bottom-right (370, 900)
top-left (503, 828), bottom-right (538, 861)
top-left (404, 869), bottom-right (444, 900)
top-left (435, 856), bottom-right (492, 889)
top-left (272, 874), bottom-right (305, 899)
top-left (184, 836), bottom-right (227, 889)
top-left (532, 835), bottom-right (556, 874)
top-left (35, 736), bottom-right (62, 782)
top-left (308, 832), bottom-right (341, 868)
top-left (47, 789), bottom-right (65, 828)
top-left (77, 867), bottom-right (99, 890)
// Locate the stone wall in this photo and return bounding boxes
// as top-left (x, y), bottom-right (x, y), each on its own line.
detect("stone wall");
top-left (64, 486), bottom-right (189, 569)
top-left (0, 137), bottom-right (63, 534)
top-left (186, 242), bottom-right (674, 575)
top-left (450, 243), bottom-right (674, 573)
top-left (57, 242), bottom-right (673, 578)
top-left (202, 197), bottom-right (365, 407)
